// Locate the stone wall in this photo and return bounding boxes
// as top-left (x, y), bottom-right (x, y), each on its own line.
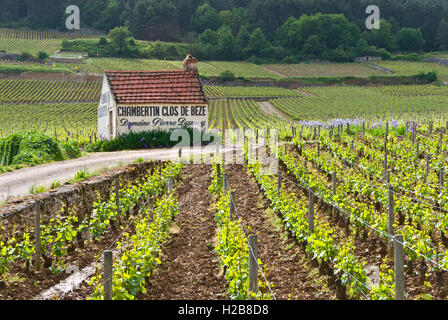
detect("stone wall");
top-left (0, 160), bottom-right (165, 238)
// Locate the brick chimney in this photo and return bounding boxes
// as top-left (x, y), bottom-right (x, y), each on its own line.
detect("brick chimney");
top-left (183, 54), bottom-right (198, 72)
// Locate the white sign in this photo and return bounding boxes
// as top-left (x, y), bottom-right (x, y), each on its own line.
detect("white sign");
top-left (117, 105), bottom-right (208, 134)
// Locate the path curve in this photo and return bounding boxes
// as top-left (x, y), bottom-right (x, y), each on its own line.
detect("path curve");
top-left (0, 145), bottom-right (238, 202)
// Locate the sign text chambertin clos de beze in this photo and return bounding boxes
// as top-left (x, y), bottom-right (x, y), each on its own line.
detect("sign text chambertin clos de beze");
top-left (116, 105), bottom-right (208, 134)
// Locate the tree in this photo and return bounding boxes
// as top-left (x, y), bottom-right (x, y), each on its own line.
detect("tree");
top-left (198, 29), bottom-right (219, 45)
top-left (303, 35), bottom-right (323, 57)
top-left (108, 26), bottom-right (132, 55)
top-left (435, 18), bottom-right (448, 51)
top-left (363, 19), bottom-right (396, 51)
top-left (274, 17), bottom-right (301, 49)
top-left (244, 28), bottom-right (272, 58)
top-left (396, 27), bottom-right (425, 52)
top-left (216, 26), bottom-right (236, 60)
top-left (236, 25), bottom-right (250, 50)
top-left (219, 7), bottom-right (247, 34)
top-left (191, 2), bottom-right (221, 33)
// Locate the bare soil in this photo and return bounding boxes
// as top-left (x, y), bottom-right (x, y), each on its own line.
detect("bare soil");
top-left (138, 164), bottom-right (228, 300)
top-left (225, 164), bottom-right (336, 300)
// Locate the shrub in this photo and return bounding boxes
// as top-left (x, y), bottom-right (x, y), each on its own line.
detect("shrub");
top-left (18, 52), bottom-right (34, 61)
top-left (61, 140), bottom-right (81, 159)
top-left (0, 131), bottom-right (63, 166)
top-left (414, 71), bottom-right (438, 83)
top-left (86, 128), bottom-right (211, 152)
top-left (98, 36), bottom-right (108, 45)
top-left (37, 51), bottom-right (49, 60)
top-left (218, 70), bottom-right (236, 82)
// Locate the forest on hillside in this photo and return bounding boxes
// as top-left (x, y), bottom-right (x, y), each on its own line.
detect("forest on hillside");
top-left (1, 0), bottom-right (448, 62)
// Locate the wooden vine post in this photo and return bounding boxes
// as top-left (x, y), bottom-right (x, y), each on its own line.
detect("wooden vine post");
top-left (223, 173), bottom-right (228, 191)
top-left (104, 250), bottom-right (113, 300)
top-left (308, 187), bottom-right (315, 234)
top-left (248, 235), bottom-right (258, 300)
top-left (115, 177), bottom-right (120, 214)
top-left (394, 235), bottom-right (405, 300)
top-left (34, 201), bottom-right (41, 271)
top-left (416, 141), bottom-right (420, 162)
top-left (277, 170), bottom-right (282, 198)
top-left (388, 185), bottom-right (394, 251)
top-left (229, 191), bottom-right (236, 221)
top-left (332, 172), bottom-right (337, 218)
top-left (362, 121), bottom-right (365, 139)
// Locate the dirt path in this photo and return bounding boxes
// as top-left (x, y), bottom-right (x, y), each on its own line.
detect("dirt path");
top-left (257, 101), bottom-right (292, 121)
top-left (0, 145), bottom-right (239, 202)
top-left (139, 164), bottom-right (227, 299)
top-left (298, 90), bottom-right (318, 97)
top-left (225, 164), bottom-right (336, 300)
top-left (261, 66), bottom-right (287, 78)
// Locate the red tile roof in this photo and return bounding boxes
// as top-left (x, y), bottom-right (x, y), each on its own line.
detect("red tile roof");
top-left (105, 70), bottom-right (208, 104)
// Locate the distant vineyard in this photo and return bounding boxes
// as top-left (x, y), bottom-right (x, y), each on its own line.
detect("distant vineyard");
top-left (262, 63), bottom-right (386, 77)
top-left (270, 85), bottom-right (448, 121)
top-left (0, 28), bottom-right (103, 40)
top-left (375, 61), bottom-right (448, 81)
top-left (67, 58), bottom-right (181, 74)
top-left (0, 103), bottom-right (97, 141)
top-left (208, 98), bottom-right (291, 133)
top-left (0, 38), bottom-right (63, 56)
top-left (67, 58), bottom-right (281, 78)
top-left (0, 80), bottom-right (101, 104)
top-left (204, 85), bottom-right (301, 98)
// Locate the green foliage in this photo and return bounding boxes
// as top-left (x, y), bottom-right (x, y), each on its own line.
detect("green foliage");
top-left (61, 141), bottom-right (81, 159)
top-left (246, 146), bottom-right (369, 299)
top-left (191, 2), bottom-right (221, 33)
top-left (397, 28), bottom-right (425, 52)
top-left (108, 26), bottom-right (132, 55)
top-left (0, 161), bottom-right (182, 277)
top-left (69, 168), bottom-right (91, 183)
top-left (49, 179), bottom-right (61, 190)
top-left (37, 51), bottom-right (49, 60)
top-left (413, 71), bottom-right (438, 83)
top-left (218, 70), bottom-right (236, 82)
top-left (29, 184), bottom-right (46, 194)
top-left (0, 130), bottom-right (63, 166)
top-left (18, 51), bottom-right (34, 61)
top-left (87, 129), bottom-right (210, 152)
top-left (363, 19), bottom-right (396, 52)
top-left (88, 163), bottom-right (183, 299)
top-left (391, 53), bottom-right (422, 61)
top-left (209, 160), bottom-right (270, 300)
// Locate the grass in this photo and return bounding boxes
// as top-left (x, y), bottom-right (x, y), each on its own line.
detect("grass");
top-left (0, 63), bottom-right (70, 74)
top-left (65, 58), bottom-right (280, 78)
top-left (375, 61), bottom-right (448, 81)
top-left (29, 184), bottom-right (46, 194)
top-left (0, 38), bottom-right (62, 55)
top-left (0, 102), bottom-right (97, 142)
top-left (66, 57), bottom-right (180, 74)
top-left (270, 85), bottom-right (448, 121)
top-left (68, 167), bottom-right (91, 183)
top-left (263, 63), bottom-right (386, 78)
top-left (196, 61), bottom-right (280, 79)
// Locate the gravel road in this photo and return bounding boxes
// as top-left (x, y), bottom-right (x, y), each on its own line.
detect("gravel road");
top-left (0, 145), bottom-right (239, 202)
